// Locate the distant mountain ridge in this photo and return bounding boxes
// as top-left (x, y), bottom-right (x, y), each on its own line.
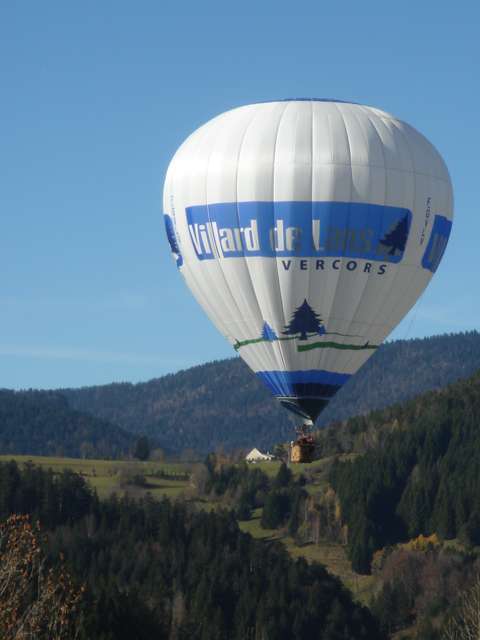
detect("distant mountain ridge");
top-left (0, 389), bottom-right (135, 458)
top-left (61, 331), bottom-right (480, 454)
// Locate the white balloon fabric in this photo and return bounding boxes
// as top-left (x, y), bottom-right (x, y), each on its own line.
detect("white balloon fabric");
top-left (163, 100), bottom-right (453, 422)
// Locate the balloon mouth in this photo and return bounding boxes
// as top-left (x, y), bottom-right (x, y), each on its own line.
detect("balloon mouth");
top-left (279, 397), bottom-right (330, 423)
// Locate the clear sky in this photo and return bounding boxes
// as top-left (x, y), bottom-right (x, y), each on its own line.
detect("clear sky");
top-left (1, 0), bottom-right (478, 390)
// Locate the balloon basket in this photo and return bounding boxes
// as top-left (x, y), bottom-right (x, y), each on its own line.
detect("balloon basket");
top-left (290, 434), bottom-right (316, 464)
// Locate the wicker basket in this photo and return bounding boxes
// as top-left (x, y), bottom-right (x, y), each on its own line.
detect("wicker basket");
top-left (290, 438), bottom-right (315, 464)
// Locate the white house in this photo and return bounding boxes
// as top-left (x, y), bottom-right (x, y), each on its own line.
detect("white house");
top-left (245, 448), bottom-right (274, 463)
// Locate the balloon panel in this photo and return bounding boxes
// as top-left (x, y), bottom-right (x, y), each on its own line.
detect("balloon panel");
top-left (163, 101), bottom-right (453, 422)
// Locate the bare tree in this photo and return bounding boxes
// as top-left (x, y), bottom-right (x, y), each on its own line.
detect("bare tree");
top-left (190, 464), bottom-right (209, 495)
top-left (0, 514), bottom-right (85, 639)
top-left (443, 573), bottom-right (480, 640)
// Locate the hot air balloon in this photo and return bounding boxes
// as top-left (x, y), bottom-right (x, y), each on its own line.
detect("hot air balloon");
top-left (163, 99), bottom-right (453, 460)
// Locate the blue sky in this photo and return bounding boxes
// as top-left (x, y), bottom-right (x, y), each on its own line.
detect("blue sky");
top-left (1, 0), bottom-right (478, 389)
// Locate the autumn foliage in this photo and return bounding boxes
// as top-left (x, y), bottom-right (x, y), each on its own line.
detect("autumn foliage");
top-left (0, 514), bottom-right (84, 639)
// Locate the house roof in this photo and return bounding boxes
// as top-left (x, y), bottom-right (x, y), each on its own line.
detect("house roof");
top-left (245, 448), bottom-right (273, 460)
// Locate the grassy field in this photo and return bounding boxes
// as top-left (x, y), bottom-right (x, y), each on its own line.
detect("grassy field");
top-left (238, 507), bottom-right (281, 540)
top-left (238, 506), bottom-right (378, 605)
top-left (253, 457), bottom-right (330, 477)
top-left (0, 455), bottom-right (193, 499)
top-left (284, 539), bottom-right (377, 604)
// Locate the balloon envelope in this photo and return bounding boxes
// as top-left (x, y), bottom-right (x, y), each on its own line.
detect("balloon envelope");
top-left (163, 100), bottom-right (453, 422)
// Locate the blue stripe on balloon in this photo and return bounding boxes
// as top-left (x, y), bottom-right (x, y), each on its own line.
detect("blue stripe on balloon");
top-left (256, 370), bottom-right (351, 398)
top-left (185, 200), bottom-right (411, 263)
top-left (422, 215), bottom-right (452, 273)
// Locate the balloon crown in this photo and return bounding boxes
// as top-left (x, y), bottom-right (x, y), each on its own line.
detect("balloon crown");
top-left (279, 98), bottom-right (357, 103)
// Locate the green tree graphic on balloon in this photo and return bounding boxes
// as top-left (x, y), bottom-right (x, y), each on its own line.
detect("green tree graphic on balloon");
top-left (378, 214), bottom-right (409, 257)
top-left (283, 300), bottom-right (326, 340)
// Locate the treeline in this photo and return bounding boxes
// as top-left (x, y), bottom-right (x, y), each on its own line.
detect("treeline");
top-left (0, 390), bottom-right (134, 458)
top-left (0, 460), bottom-right (95, 526)
top-left (61, 331), bottom-right (480, 453)
top-left (0, 460), bottom-right (384, 640)
top-left (329, 370), bottom-right (480, 573)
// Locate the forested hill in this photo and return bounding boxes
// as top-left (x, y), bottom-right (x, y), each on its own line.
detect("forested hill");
top-left (61, 331), bottom-right (480, 454)
top-left (65, 358), bottom-right (290, 454)
top-left (0, 461), bottom-right (384, 639)
top-left (329, 369), bottom-right (480, 574)
top-left (0, 389), bottom-right (135, 458)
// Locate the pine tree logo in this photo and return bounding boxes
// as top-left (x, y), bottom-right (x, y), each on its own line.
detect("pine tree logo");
top-left (378, 214), bottom-right (409, 257)
top-left (261, 322), bottom-right (278, 341)
top-left (283, 300), bottom-right (326, 341)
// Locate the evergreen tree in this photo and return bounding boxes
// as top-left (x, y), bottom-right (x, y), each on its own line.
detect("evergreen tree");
top-left (348, 516), bottom-right (376, 574)
top-left (460, 511), bottom-right (480, 546)
top-left (378, 215), bottom-right (409, 256)
top-left (261, 491), bottom-right (289, 529)
top-left (434, 492), bottom-right (456, 539)
top-left (323, 598), bottom-right (348, 639)
top-left (235, 491), bottom-right (252, 521)
top-left (134, 436), bottom-right (151, 461)
top-left (273, 462), bottom-right (293, 489)
top-left (287, 488), bottom-right (305, 536)
top-left (283, 300), bottom-right (325, 340)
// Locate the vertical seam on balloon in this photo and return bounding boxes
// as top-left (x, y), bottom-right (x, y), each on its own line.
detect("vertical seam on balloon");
top-left (205, 108), bottom-right (266, 373)
top-left (271, 102), bottom-right (295, 379)
top-left (339, 105), bottom-right (383, 377)
top-left (361, 112), bottom-right (408, 347)
top-left (400, 121), bottom-right (443, 179)
top-left (385, 263), bottom-right (427, 341)
top-left (199, 121), bottom-right (248, 342)
top-left (357, 110), bottom-right (407, 343)
top-left (171, 125), bottom-right (234, 342)
top-left (385, 120), bottom-right (425, 342)
top-left (328, 102), bottom-right (353, 375)
top-left (341, 108), bottom-right (389, 362)
top-left (360, 109), bottom-right (389, 246)
top-left (387, 119), bottom-right (424, 339)
top-left (234, 103), bottom-right (289, 376)
top-left (339, 106), bottom-right (370, 373)
top-left (305, 100), bottom-right (315, 387)
top-left (315, 108), bottom-right (337, 374)
top-left (379, 118), bottom-right (425, 338)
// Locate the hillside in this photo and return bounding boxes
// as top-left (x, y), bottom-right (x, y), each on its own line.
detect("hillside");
top-left (0, 460), bottom-right (385, 640)
top-left (0, 389), bottom-right (135, 458)
top-left (63, 358), bottom-right (294, 454)
top-left (61, 331), bottom-right (480, 454)
top-left (328, 369), bottom-right (480, 573)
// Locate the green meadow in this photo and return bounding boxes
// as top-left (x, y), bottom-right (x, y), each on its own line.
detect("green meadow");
top-left (0, 455), bottom-right (194, 500)
top-left (237, 507), bottom-right (377, 605)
